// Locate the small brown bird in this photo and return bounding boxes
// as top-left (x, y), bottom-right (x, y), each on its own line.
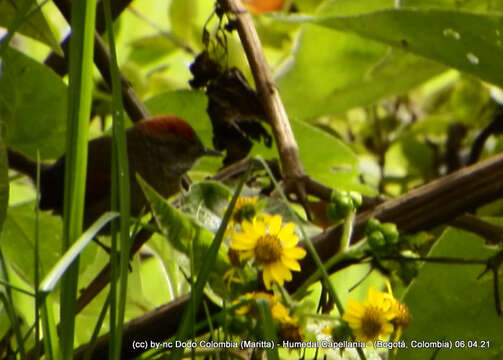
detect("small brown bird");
top-left (8, 115), bottom-right (219, 228)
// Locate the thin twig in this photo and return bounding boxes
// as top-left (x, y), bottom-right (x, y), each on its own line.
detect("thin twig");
top-left (468, 111), bottom-right (503, 165)
top-left (378, 255), bottom-right (487, 265)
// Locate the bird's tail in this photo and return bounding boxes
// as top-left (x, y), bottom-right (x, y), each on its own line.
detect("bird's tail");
top-left (7, 149), bottom-right (44, 180)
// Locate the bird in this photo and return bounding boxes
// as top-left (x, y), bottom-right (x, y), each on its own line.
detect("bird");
top-left (7, 115), bottom-right (220, 229)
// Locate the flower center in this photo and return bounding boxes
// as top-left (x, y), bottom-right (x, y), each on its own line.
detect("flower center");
top-left (361, 307), bottom-right (384, 339)
top-left (254, 234), bottom-right (282, 264)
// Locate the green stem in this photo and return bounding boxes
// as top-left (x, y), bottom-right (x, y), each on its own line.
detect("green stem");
top-left (60, 0), bottom-right (97, 358)
top-left (103, 0), bottom-right (130, 358)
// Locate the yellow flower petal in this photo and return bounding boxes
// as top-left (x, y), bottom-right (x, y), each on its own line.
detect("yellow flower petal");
top-left (263, 267), bottom-right (273, 289)
top-left (230, 239), bottom-right (256, 251)
top-left (278, 222), bottom-right (295, 241)
top-left (283, 246), bottom-right (306, 259)
top-left (253, 218), bottom-right (267, 236)
top-left (269, 215), bottom-right (282, 235)
top-left (281, 255), bottom-right (301, 271)
top-left (272, 261), bottom-right (292, 283)
top-left (241, 220), bottom-right (259, 237)
top-left (344, 287), bottom-right (401, 343)
top-left (231, 232), bottom-right (257, 245)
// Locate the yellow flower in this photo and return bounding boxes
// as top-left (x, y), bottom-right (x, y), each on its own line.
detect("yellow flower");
top-left (235, 292), bottom-right (296, 325)
top-left (390, 300), bottom-right (411, 341)
top-left (343, 283), bottom-right (411, 344)
top-left (230, 214), bottom-right (306, 289)
top-left (225, 196), bottom-right (259, 240)
top-left (385, 282), bottom-right (411, 341)
top-left (231, 196), bottom-right (259, 224)
top-left (342, 288), bottom-right (395, 343)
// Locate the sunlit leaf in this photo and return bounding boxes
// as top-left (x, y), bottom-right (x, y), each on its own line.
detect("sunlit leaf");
top-left (0, 0), bottom-right (63, 55)
top-left (0, 129), bottom-right (9, 236)
top-left (297, 9), bottom-right (503, 90)
top-left (137, 175), bottom-right (229, 277)
top-left (276, 0), bottom-right (444, 119)
top-left (0, 47), bottom-right (67, 158)
top-left (399, 227), bottom-right (503, 359)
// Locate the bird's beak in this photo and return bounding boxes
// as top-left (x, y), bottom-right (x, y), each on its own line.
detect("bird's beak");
top-left (204, 148), bottom-right (222, 157)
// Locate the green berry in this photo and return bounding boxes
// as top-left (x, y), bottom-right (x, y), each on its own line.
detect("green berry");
top-left (366, 218), bottom-right (381, 234)
top-left (327, 189), bottom-right (359, 220)
top-left (381, 223), bottom-right (399, 245)
top-left (368, 230), bottom-right (386, 251)
top-left (349, 191), bottom-right (362, 208)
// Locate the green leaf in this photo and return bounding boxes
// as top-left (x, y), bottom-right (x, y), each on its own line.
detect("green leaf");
top-left (2, 204), bottom-right (62, 283)
top-left (276, 0), bottom-right (444, 119)
top-left (1, 204), bottom-right (101, 290)
top-left (398, 228), bottom-right (503, 360)
top-left (0, 128), bottom-right (9, 236)
top-left (181, 181), bottom-right (232, 232)
top-left (0, 47), bottom-right (67, 159)
top-left (0, 0), bottom-right (63, 55)
top-left (255, 118), bottom-right (374, 194)
top-left (128, 35), bottom-right (179, 65)
top-left (137, 175), bottom-right (229, 276)
top-left (169, 0), bottom-right (199, 46)
top-left (399, 0), bottom-right (502, 13)
top-left (304, 9), bottom-right (503, 89)
top-left (387, 136), bottom-right (435, 178)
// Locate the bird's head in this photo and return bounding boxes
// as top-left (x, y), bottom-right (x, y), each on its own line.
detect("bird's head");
top-left (131, 115), bottom-right (220, 175)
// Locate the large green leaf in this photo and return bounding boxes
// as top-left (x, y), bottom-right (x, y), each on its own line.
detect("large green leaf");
top-left (399, 0), bottom-right (503, 13)
top-left (128, 35), bottom-right (179, 66)
top-left (2, 204), bottom-right (62, 283)
top-left (0, 0), bottom-right (62, 55)
top-left (1, 203), bottom-right (98, 287)
top-left (137, 175), bottom-right (230, 276)
top-left (251, 118), bottom-right (372, 193)
top-left (276, 0), bottom-right (445, 120)
top-left (0, 47), bottom-right (67, 159)
top-left (169, 0), bottom-right (200, 48)
top-left (303, 9), bottom-right (503, 89)
top-left (398, 228), bottom-right (503, 360)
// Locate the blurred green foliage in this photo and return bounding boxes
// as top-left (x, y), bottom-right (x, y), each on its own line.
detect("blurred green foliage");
top-left (1, 0), bottom-right (503, 357)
